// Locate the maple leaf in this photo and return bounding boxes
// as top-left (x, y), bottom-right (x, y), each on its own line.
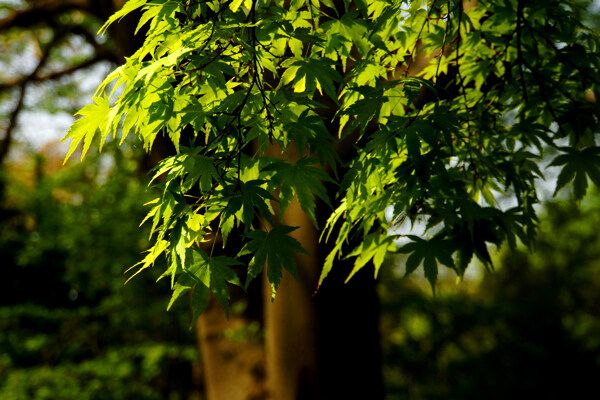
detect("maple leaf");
top-left (285, 57), bottom-right (342, 101)
top-left (215, 179), bottom-right (275, 235)
top-left (168, 249), bottom-right (242, 321)
top-left (266, 158), bottom-right (334, 226)
top-left (238, 226), bottom-right (308, 299)
top-left (235, 180), bottom-right (275, 227)
top-left (99, 0), bottom-right (147, 35)
top-left (345, 233), bottom-right (396, 282)
top-left (549, 147), bottom-right (600, 200)
top-left (397, 236), bottom-right (455, 293)
top-left (63, 0), bottom-right (600, 318)
top-left (341, 85), bottom-right (385, 134)
top-left (62, 96), bottom-right (110, 162)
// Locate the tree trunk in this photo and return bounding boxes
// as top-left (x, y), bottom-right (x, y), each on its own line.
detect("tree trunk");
top-left (195, 139), bottom-right (384, 399)
top-left (196, 295), bottom-right (268, 400)
top-left (262, 156), bottom-right (320, 400)
top-left (195, 211), bottom-right (384, 400)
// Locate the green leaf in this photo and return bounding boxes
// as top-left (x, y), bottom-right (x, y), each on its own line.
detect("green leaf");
top-left (239, 180), bottom-right (275, 227)
top-left (287, 58), bottom-right (342, 100)
top-left (266, 158), bottom-right (334, 226)
top-left (62, 96), bottom-right (110, 162)
top-left (550, 147), bottom-right (600, 200)
top-left (99, 0), bottom-right (148, 36)
top-left (171, 249), bottom-right (242, 320)
top-left (238, 226), bottom-right (308, 299)
top-left (191, 282), bottom-right (210, 328)
top-left (135, 1), bottom-right (182, 34)
top-left (167, 271), bottom-right (196, 311)
top-left (136, 47), bottom-right (192, 83)
top-left (397, 236), bottom-right (454, 291)
top-left (423, 255), bottom-right (438, 294)
top-left (125, 239), bottom-right (170, 284)
top-left (345, 233), bottom-right (396, 282)
top-left (341, 86), bottom-right (385, 135)
top-left (65, 0), bottom-right (600, 319)
top-left (194, 251), bottom-right (242, 317)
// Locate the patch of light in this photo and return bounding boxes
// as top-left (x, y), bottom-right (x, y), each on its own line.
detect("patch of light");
top-left (96, 153), bottom-right (115, 185)
top-left (75, 62), bottom-right (113, 97)
top-left (495, 191), bottom-right (519, 212)
top-left (0, 0), bottom-right (25, 19)
top-left (16, 110), bottom-right (74, 151)
top-left (385, 204), bottom-right (430, 247)
top-left (0, 40), bottom-right (38, 80)
top-left (447, 155), bottom-right (459, 168)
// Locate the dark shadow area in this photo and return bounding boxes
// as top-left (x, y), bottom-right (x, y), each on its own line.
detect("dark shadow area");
top-left (380, 197), bottom-right (600, 399)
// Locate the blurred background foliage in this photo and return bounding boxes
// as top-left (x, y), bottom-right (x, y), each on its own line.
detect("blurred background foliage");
top-left (380, 194), bottom-right (600, 399)
top-left (0, 140), bottom-right (201, 400)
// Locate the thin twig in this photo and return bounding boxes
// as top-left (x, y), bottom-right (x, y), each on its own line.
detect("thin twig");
top-left (0, 30), bottom-right (66, 162)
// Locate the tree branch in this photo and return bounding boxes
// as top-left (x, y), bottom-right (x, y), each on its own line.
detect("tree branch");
top-left (0, 30), bottom-right (66, 163)
top-left (0, 0), bottom-right (89, 33)
top-left (0, 83), bottom-right (26, 163)
top-left (0, 54), bottom-right (109, 92)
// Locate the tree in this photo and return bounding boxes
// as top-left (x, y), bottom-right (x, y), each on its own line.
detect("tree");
top-left (55, 0), bottom-right (600, 398)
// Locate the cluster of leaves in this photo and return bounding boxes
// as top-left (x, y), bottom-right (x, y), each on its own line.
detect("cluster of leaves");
top-left (380, 194), bottom-right (600, 399)
top-left (64, 0), bottom-right (600, 316)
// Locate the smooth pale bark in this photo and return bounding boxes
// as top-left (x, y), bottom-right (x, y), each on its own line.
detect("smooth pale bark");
top-left (262, 145), bottom-right (320, 400)
top-left (196, 296), bottom-right (267, 400)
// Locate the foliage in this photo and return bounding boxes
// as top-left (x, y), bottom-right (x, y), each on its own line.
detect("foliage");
top-left (0, 143), bottom-right (198, 399)
top-left (380, 194), bottom-right (600, 399)
top-left (64, 0), bottom-right (600, 317)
